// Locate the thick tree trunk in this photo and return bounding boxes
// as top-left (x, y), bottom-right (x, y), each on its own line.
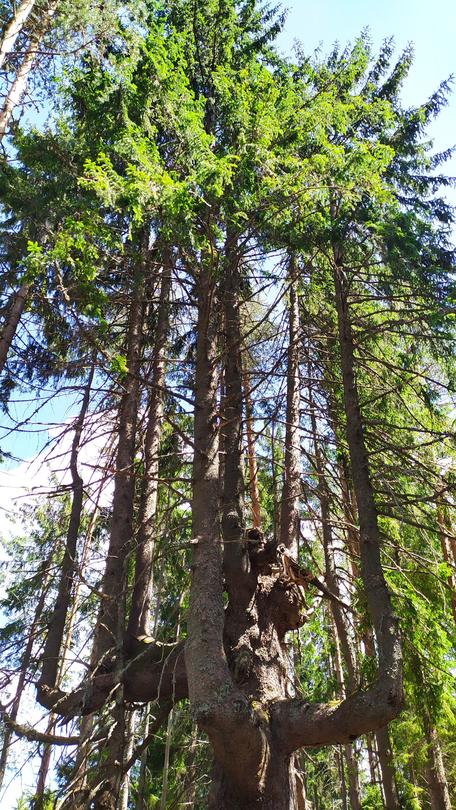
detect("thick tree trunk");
top-left (186, 246), bottom-right (299, 806)
top-left (0, 280), bottom-right (30, 373)
top-left (0, 0), bottom-right (58, 140)
top-left (0, 0), bottom-right (37, 69)
top-left (128, 252), bottom-right (171, 639)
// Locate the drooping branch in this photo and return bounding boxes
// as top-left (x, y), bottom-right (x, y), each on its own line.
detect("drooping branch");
top-left (0, 706), bottom-right (81, 746)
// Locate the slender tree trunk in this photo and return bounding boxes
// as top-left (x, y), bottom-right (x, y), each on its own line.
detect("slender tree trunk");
top-left (0, 280), bottom-right (30, 373)
top-left (0, 0), bottom-right (58, 140)
top-left (0, 0), bottom-right (37, 69)
top-left (128, 253), bottom-right (171, 639)
top-left (424, 718), bottom-right (452, 810)
top-left (243, 364), bottom-right (261, 529)
top-left (376, 726), bottom-right (399, 809)
top-left (436, 488), bottom-right (456, 625)
top-left (92, 252), bottom-right (146, 810)
top-left (332, 246), bottom-right (402, 714)
top-left (118, 711), bottom-right (136, 810)
top-left (38, 361), bottom-right (95, 692)
top-left (308, 366), bottom-right (362, 810)
top-left (221, 233), bottom-right (247, 591)
top-left (159, 597), bottom-right (183, 810)
top-left (280, 256), bottom-right (301, 556)
top-left (32, 715), bottom-right (56, 810)
top-left (0, 556), bottom-right (52, 790)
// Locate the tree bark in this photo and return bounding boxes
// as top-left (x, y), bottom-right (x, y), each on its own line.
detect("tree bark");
top-left (436, 487), bottom-right (456, 625)
top-left (332, 249), bottom-right (403, 710)
top-left (128, 251), bottom-right (171, 639)
top-left (424, 718), bottom-right (452, 810)
top-left (280, 256), bottom-right (301, 556)
top-left (243, 364), bottom-right (261, 529)
top-left (91, 251), bottom-right (146, 810)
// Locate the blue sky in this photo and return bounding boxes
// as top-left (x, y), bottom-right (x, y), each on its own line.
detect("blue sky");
top-left (278, 0), bottom-right (456, 180)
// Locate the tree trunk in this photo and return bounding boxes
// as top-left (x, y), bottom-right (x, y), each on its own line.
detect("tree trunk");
top-left (0, 0), bottom-right (37, 69)
top-left (128, 252), bottom-right (171, 639)
top-left (0, 280), bottom-right (30, 373)
top-left (424, 721), bottom-right (452, 810)
top-left (376, 726), bottom-right (399, 809)
top-left (280, 255), bottom-right (301, 556)
top-left (309, 371), bottom-right (362, 810)
top-left (332, 246), bottom-right (403, 713)
top-left (436, 488), bottom-right (456, 625)
top-left (38, 361), bottom-right (94, 692)
top-left (31, 715), bottom-right (55, 809)
top-left (243, 364), bottom-right (261, 529)
top-left (92, 254), bottom-right (146, 810)
top-left (0, 555), bottom-right (52, 790)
